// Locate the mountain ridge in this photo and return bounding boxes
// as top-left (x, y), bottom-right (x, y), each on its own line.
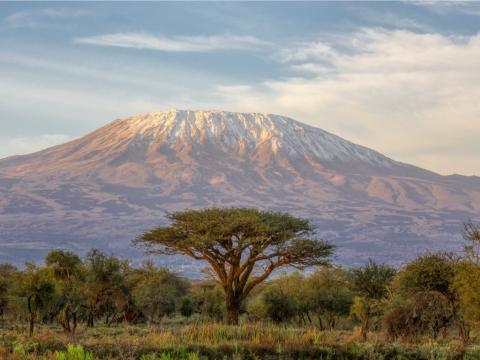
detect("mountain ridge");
top-left (0, 109), bottom-right (478, 270)
top-left (0, 109), bottom-right (442, 179)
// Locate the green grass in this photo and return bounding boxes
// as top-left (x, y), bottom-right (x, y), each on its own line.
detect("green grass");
top-left (54, 345), bottom-right (94, 360)
top-left (1, 323), bottom-right (480, 359)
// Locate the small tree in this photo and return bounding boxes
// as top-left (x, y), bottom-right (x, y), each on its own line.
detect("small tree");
top-left (454, 261), bottom-right (480, 331)
top-left (45, 250), bottom-right (84, 335)
top-left (397, 252), bottom-right (456, 297)
top-left (135, 208), bottom-right (333, 324)
top-left (267, 272), bottom-right (311, 325)
top-left (189, 283), bottom-right (226, 321)
top-left (202, 285), bottom-right (226, 321)
top-left (0, 263), bottom-right (16, 321)
top-left (83, 249), bottom-right (128, 327)
top-left (351, 260), bottom-right (396, 341)
top-left (129, 262), bottom-right (188, 323)
top-left (262, 285), bottom-right (297, 323)
top-left (306, 267), bottom-right (353, 330)
top-left (179, 297), bottom-right (193, 317)
top-left (463, 221), bottom-right (480, 264)
top-left (453, 222), bottom-right (480, 337)
top-left (397, 252), bottom-right (469, 344)
top-left (384, 291), bottom-right (451, 341)
top-left (13, 264), bottom-right (57, 336)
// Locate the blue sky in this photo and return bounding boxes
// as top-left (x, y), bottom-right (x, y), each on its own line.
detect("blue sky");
top-left (1, 1), bottom-right (479, 175)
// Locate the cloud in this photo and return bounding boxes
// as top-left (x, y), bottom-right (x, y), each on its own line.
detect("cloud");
top-left (218, 28), bottom-right (480, 175)
top-left (279, 42), bottom-right (335, 63)
top-left (2, 21), bottom-right (478, 175)
top-left (0, 49), bottom-right (231, 143)
top-left (354, 8), bottom-right (432, 32)
top-left (0, 134), bottom-right (72, 159)
top-left (216, 85), bottom-right (253, 93)
top-left (74, 33), bottom-right (270, 52)
top-left (410, 1), bottom-right (480, 16)
top-left (4, 8), bottom-right (87, 28)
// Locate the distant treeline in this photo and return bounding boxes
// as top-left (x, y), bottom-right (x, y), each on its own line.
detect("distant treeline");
top-left (0, 208), bottom-right (479, 346)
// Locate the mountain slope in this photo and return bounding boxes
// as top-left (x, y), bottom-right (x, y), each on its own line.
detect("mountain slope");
top-left (0, 110), bottom-right (478, 270)
top-left (0, 110), bottom-right (432, 177)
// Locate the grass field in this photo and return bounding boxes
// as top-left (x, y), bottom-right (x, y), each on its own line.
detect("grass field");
top-left (1, 322), bottom-right (480, 359)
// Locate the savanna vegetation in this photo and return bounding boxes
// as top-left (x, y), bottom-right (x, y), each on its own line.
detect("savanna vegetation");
top-left (1, 208), bottom-right (480, 359)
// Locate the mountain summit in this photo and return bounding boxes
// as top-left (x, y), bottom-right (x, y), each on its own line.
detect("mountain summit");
top-left (2, 109), bottom-right (417, 177)
top-left (0, 110), bottom-right (478, 269)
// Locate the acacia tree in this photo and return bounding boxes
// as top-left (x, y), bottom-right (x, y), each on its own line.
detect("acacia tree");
top-left (397, 252), bottom-right (470, 344)
top-left (462, 221), bottom-right (480, 264)
top-left (128, 261), bottom-right (189, 324)
top-left (0, 263), bottom-right (16, 321)
top-left (306, 267), bottom-right (353, 330)
top-left (351, 260), bottom-right (396, 341)
top-left (13, 264), bottom-right (57, 336)
top-left (45, 250), bottom-right (84, 336)
top-left (135, 207), bottom-right (333, 324)
top-left (454, 222), bottom-right (480, 333)
top-left (83, 249), bottom-right (128, 327)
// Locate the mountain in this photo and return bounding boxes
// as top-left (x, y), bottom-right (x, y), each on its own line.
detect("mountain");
top-left (0, 109), bottom-right (478, 272)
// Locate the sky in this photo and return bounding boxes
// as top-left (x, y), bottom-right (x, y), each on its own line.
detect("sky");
top-left (1, 2), bottom-right (479, 176)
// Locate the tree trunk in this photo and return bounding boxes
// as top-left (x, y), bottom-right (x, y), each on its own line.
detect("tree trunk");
top-left (225, 290), bottom-right (242, 325)
top-left (29, 315), bottom-right (34, 337)
top-left (226, 298), bottom-right (240, 325)
top-left (360, 313), bottom-right (369, 342)
top-left (456, 317), bottom-right (470, 345)
top-left (299, 313), bottom-right (306, 326)
top-left (226, 306), bottom-right (239, 325)
top-left (452, 305), bottom-right (470, 345)
top-left (87, 311), bottom-right (94, 327)
top-left (317, 314), bottom-right (324, 331)
top-left (306, 312), bottom-right (312, 325)
top-left (328, 316), bottom-right (336, 330)
top-left (441, 325), bottom-right (447, 339)
top-left (27, 296), bottom-right (35, 337)
top-left (72, 312), bottom-right (77, 336)
top-left (61, 308), bottom-right (71, 335)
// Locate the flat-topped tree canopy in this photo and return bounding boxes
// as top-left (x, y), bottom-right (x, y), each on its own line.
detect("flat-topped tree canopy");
top-left (135, 207), bottom-right (334, 324)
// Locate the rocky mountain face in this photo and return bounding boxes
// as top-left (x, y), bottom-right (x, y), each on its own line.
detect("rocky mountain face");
top-left (0, 110), bottom-right (478, 272)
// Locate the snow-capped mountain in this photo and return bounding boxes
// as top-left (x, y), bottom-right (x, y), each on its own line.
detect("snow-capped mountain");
top-left (0, 110), bottom-right (478, 270)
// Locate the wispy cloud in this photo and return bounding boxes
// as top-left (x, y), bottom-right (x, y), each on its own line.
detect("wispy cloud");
top-left (219, 28), bottom-right (480, 175)
top-left (0, 49), bottom-right (231, 137)
top-left (410, 1), bottom-right (480, 16)
top-left (74, 33), bottom-right (270, 52)
top-left (279, 42), bottom-right (335, 63)
top-left (356, 8), bottom-right (432, 32)
top-left (4, 8), bottom-right (87, 28)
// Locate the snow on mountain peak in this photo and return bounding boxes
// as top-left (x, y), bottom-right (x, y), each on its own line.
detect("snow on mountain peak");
top-left (113, 109), bottom-right (396, 168)
top-left (0, 109), bottom-right (427, 182)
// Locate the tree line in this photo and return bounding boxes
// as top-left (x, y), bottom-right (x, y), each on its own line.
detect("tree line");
top-left (0, 208), bottom-right (479, 345)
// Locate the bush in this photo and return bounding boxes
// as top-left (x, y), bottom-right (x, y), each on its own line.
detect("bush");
top-left (262, 286), bottom-right (297, 323)
top-left (139, 351), bottom-right (200, 360)
top-left (55, 345), bottom-right (94, 360)
top-left (245, 294), bottom-right (267, 321)
top-left (384, 291), bottom-right (451, 341)
top-left (179, 297), bottom-right (193, 318)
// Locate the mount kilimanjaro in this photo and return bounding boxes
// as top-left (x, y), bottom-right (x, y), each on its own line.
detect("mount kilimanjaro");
top-left (0, 109), bottom-right (479, 272)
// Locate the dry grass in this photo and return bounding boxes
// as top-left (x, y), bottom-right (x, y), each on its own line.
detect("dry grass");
top-left (1, 322), bottom-right (480, 359)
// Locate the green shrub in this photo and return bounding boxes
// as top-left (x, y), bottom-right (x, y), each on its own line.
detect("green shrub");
top-left (12, 340), bottom-right (39, 357)
top-left (55, 344), bottom-right (94, 360)
top-left (139, 351), bottom-right (200, 360)
top-left (180, 297), bottom-right (194, 318)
